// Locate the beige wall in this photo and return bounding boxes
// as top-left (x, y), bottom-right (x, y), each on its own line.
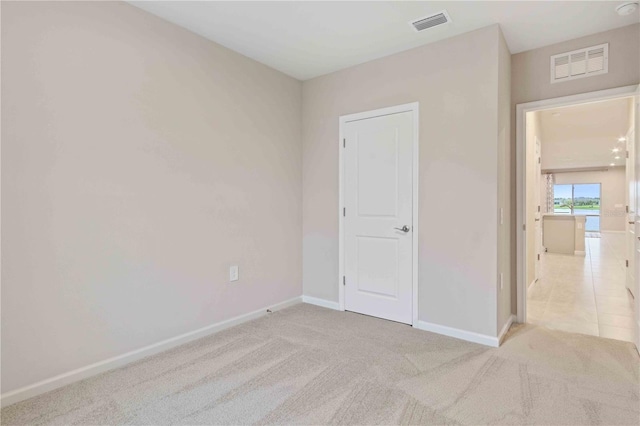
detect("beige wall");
top-left (303, 25), bottom-right (506, 337)
top-left (512, 24), bottom-right (640, 106)
top-left (1, 1), bottom-right (302, 393)
top-left (497, 30), bottom-right (512, 334)
top-left (511, 23), bottom-right (640, 311)
top-left (553, 168), bottom-right (627, 232)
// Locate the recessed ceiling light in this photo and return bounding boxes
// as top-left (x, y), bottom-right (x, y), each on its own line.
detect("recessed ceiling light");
top-left (615, 156), bottom-right (621, 159)
top-left (612, 148), bottom-right (620, 152)
top-left (610, 163), bottom-right (615, 166)
top-left (616, 2), bottom-right (639, 16)
top-left (618, 137), bottom-right (627, 142)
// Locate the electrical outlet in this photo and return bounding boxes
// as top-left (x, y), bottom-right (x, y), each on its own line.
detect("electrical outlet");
top-left (229, 265), bottom-right (239, 282)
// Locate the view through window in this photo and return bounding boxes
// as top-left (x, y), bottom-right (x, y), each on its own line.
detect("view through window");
top-left (553, 183), bottom-right (601, 231)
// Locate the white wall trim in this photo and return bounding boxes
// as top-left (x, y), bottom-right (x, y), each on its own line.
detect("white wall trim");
top-left (497, 315), bottom-right (516, 345)
top-left (414, 320), bottom-right (500, 348)
top-left (0, 296), bottom-right (302, 408)
top-left (516, 84), bottom-right (639, 324)
top-left (302, 295), bottom-right (341, 311)
top-left (338, 102), bottom-right (420, 325)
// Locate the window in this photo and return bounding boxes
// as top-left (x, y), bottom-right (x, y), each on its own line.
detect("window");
top-left (553, 183), bottom-right (601, 231)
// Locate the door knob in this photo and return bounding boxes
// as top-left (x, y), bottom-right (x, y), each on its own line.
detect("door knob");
top-left (394, 225), bottom-right (410, 232)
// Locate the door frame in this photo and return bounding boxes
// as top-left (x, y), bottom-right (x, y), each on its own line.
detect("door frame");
top-left (516, 85), bottom-right (639, 324)
top-left (338, 102), bottom-right (420, 326)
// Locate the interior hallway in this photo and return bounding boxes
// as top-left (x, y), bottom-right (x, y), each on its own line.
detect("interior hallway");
top-left (527, 232), bottom-right (636, 343)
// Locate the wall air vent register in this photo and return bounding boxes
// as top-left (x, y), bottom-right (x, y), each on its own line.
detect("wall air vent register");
top-left (550, 43), bottom-right (608, 84)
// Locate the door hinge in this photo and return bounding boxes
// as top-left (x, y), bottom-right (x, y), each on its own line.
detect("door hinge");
top-left (523, 224), bottom-right (526, 231)
top-left (626, 205), bottom-right (629, 213)
top-left (538, 157), bottom-right (541, 164)
top-left (626, 259), bottom-right (629, 267)
top-left (343, 276), bottom-right (346, 286)
top-left (537, 205), bottom-right (540, 212)
top-left (343, 207), bottom-right (346, 217)
top-left (626, 150), bottom-right (629, 159)
top-left (343, 138), bottom-right (346, 148)
top-left (537, 254), bottom-right (540, 261)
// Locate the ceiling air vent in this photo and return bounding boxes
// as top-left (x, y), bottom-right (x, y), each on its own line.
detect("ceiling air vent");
top-left (550, 43), bottom-right (608, 84)
top-left (410, 10), bottom-right (451, 32)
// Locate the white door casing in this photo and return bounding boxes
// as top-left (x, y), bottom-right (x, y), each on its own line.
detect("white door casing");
top-left (634, 87), bottom-right (640, 349)
top-left (339, 103), bottom-right (419, 325)
top-left (626, 120), bottom-right (636, 296)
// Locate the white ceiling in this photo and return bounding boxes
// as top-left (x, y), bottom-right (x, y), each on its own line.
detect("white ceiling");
top-left (128, 1), bottom-right (639, 80)
top-left (539, 97), bottom-right (633, 171)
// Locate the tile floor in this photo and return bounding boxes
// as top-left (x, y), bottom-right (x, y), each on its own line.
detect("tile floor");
top-left (527, 232), bottom-right (637, 343)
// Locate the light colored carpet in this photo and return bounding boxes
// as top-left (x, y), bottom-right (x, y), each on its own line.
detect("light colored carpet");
top-left (2, 303), bottom-right (639, 425)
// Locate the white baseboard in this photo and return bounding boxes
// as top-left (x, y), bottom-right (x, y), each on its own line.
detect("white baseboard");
top-left (498, 315), bottom-right (516, 345)
top-left (302, 295), bottom-right (341, 311)
top-left (304, 298), bottom-right (514, 348)
top-left (414, 320), bottom-right (500, 347)
top-left (0, 296), bottom-right (302, 408)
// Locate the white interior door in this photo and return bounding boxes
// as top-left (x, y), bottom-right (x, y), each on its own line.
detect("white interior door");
top-left (343, 110), bottom-right (414, 324)
top-left (534, 137), bottom-right (542, 281)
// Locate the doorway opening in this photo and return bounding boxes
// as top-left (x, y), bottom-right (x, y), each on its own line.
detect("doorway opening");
top-left (517, 85), bottom-right (639, 346)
